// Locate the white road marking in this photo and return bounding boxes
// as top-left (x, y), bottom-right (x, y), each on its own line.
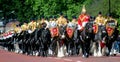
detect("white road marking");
top-left (76, 60), bottom-right (82, 62)
top-left (54, 57), bottom-right (62, 59)
top-left (63, 58), bottom-right (73, 61)
top-left (47, 57), bottom-right (52, 58)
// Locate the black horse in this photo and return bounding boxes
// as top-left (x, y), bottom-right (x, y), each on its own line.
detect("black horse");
top-left (105, 20), bottom-right (119, 56)
top-left (79, 22), bottom-right (94, 58)
top-left (40, 23), bottom-right (51, 57)
top-left (65, 23), bottom-right (77, 56)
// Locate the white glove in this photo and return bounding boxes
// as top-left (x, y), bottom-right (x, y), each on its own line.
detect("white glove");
top-left (77, 25), bottom-right (82, 30)
top-left (82, 22), bottom-right (87, 27)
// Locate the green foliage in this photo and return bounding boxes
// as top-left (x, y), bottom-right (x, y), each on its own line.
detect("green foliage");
top-left (0, 0), bottom-right (120, 23)
top-left (0, 0), bottom-right (86, 21)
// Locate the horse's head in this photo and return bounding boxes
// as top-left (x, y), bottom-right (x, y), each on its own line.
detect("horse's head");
top-left (84, 22), bottom-right (93, 34)
top-left (41, 23), bottom-right (47, 28)
top-left (100, 25), bottom-right (106, 33)
top-left (100, 25), bottom-right (107, 38)
top-left (41, 28), bottom-right (51, 43)
top-left (80, 22), bottom-right (94, 41)
top-left (59, 25), bottom-right (66, 39)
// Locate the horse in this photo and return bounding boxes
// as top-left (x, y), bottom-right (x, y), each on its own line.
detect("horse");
top-left (4, 33), bottom-right (14, 52)
top-left (105, 20), bottom-right (119, 56)
top-left (65, 22), bottom-right (77, 56)
top-left (1, 31), bottom-right (15, 52)
top-left (56, 25), bottom-right (67, 57)
top-left (14, 31), bottom-right (26, 54)
top-left (40, 23), bottom-right (51, 57)
top-left (33, 28), bottom-right (42, 56)
top-left (28, 29), bottom-right (40, 56)
top-left (78, 21), bottom-right (94, 58)
top-left (92, 23), bottom-right (107, 57)
top-left (21, 30), bottom-right (33, 55)
top-left (48, 21), bottom-right (59, 56)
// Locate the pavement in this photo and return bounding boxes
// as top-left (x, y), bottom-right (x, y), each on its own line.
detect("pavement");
top-left (0, 48), bottom-right (120, 62)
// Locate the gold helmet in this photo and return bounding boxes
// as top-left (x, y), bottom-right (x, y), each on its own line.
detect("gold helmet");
top-left (21, 23), bottom-right (28, 31)
top-left (81, 5), bottom-right (86, 13)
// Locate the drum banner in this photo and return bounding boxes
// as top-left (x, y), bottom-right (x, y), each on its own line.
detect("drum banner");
top-left (66, 28), bottom-right (74, 38)
top-left (50, 27), bottom-right (59, 37)
top-left (93, 24), bottom-right (98, 34)
top-left (106, 26), bottom-right (114, 36)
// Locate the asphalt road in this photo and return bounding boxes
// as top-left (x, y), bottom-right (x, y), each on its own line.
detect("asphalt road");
top-left (0, 49), bottom-right (120, 62)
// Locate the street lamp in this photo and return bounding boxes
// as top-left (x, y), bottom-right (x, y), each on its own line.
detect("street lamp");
top-left (108, 0), bottom-right (111, 14)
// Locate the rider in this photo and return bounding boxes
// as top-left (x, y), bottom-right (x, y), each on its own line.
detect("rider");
top-left (28, 18), bottom-right (36, 31)
top-left (21, 21), bottom-right (29, 31)
top-left (56, 12), bottom-right (68, 27)
top-left (105, 14), bottom-right (117, 26)
top-left (71, 16), bottom-right (77, 24)
top-left (49, 15), bottom-right (53, 23)
top-left (14, 25), bottom-right (22, 34)
top-left (77, 5), bottom-right (90, 31)
top-left (40, 15), bottom-right (49, 29)
top-left (53, 15), bottom-right (57, 22)
top-left (94, 12), bottom-right (105, 26)
top-left (64, 15), bottom-right (69, 23)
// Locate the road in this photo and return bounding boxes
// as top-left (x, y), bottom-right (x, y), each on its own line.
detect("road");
top-left (0, 49), bottom-right (120, 62)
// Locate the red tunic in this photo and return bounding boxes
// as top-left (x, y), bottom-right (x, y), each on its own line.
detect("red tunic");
top-left (78, 14), bottom-right (90, 26)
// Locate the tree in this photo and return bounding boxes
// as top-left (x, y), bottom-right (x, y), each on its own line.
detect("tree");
top-left (0, 0), bottom-right (120, 22)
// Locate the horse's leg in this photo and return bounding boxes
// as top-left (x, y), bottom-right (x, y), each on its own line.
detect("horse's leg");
top-left (70, 41), bottom-right (74, 55)
top-left (111, 41), bottom-right (118, 56)
top-left (11, 43), bottom-right (14, 52)
top-left (44, 45), bottom-right (48, 57)
top-left (93, 41), bottom-right (98, 57)
top-left (14, 42), bottom-right (20, 53)
top-left (35, 44), bottom-right (39, 56)
top-left (32, 44), bottom-right (35, 55)
top-left (102, 45), bottom-right (106, 56)
top-left (54, 39), bottom-right (59, 56)
top-left (97, 41), bottom-right (102, 56)
top-left (57, 40), bottom-right (65, 57)
top-left (32, 43), bottom-right (34, 55)
top-left (29, 43), bottom-right (32, 55)
top-left (20, 42), bottom-right (24, 54)
top-left (80, 41), bottom-right (86, 57)
top-left (41, 42), bottom-right (45, 57)
top-left (11, 41), bottom-right (15, 52)
top-left (70, 41), bottom-right (75, 55)
top-left (24, 39), bottom-right (28, 55)
top-left (23, 39), bottom-right (27, 54)
top-left (49, 38), bottom-right (54, 55)
top-left (9, 43), bottom-right (11, 51)
top-left (68, 41), bottom-right (71, 56)
top-left (27, 43), bottom-right (30, 55)
top-left (101, 39), bottom-right (106, 56)
top-left (76, 42), bottom-right (80, 55)
top-left (64, 42), bottom-right (68, 56)
top-left (39, 41), bottom-right (42, 56)
top-left (52, 40), bottom-right (57, 56)
top-left (108, 42), bottom-right (113, 56)
top-left (18, 39), bottom-right (23, 54)
top-left (72, 41), bottom-right (76, 55)
top-left (85, 41), bottom-right (90, 57)
top-left (23, 43), bottom-right (26, 54)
